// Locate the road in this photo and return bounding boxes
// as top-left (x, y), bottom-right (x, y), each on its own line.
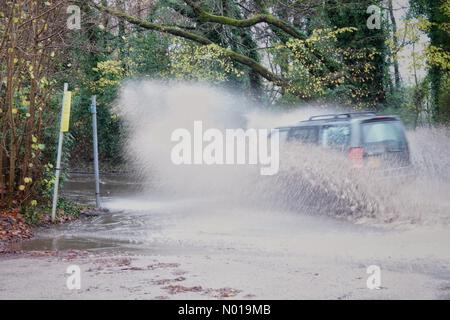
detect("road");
top-left (1, 174), bottom-right (450, 299)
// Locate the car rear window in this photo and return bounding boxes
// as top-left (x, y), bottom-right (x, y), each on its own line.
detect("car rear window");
top-left (362, 119), bottom-right (406, 147)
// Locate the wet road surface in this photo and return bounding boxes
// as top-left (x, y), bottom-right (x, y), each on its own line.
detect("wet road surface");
top-left (1, 173), bottom-right (450, 299)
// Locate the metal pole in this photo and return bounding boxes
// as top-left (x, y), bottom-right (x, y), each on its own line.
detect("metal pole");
top-left (91, 96), bottom-right (101, 208)
top-left (51, 83), bottom-right (68, 222)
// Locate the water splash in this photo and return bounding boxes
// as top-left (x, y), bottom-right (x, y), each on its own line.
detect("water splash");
top-left (116, 80), bottom-right (450, 227)
top-left (116, 80), bottom-right (252, 196)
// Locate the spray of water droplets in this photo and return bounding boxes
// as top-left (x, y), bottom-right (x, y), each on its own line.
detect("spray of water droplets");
top-left (116, 80), bottom-right (450, 227)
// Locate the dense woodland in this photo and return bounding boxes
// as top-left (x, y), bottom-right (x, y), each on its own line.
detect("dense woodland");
top-left (0, 0), bottom-right (449, 213)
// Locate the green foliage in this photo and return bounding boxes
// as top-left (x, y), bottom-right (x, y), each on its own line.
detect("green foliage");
top-left (127, 32), bottom-right (171, 76)
top-left (37, 163), bottom-right (56, 202)
top-left (410, 0), bottom-right (450, 122)
top-left (20, 196), bottom-right (82, 225)
top-left (56, 197), bottom-right (83, 217)
top-left (321, 0), bottom-right (390, 109)
top-left (166, 39), bottom-right (245, 82)
top-left (381, 77), bottom-right (433, 128)
top-left (20, 206), bottom-right (42, 225)
top-left (280, 28), bottom-right (378, 103)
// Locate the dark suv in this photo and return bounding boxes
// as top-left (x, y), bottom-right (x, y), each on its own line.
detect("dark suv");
top-left (276, 112), bottom-right (411, 169)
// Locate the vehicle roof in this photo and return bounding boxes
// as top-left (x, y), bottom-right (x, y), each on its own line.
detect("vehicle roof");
top-left (275, 112), bottom-right (400, 130)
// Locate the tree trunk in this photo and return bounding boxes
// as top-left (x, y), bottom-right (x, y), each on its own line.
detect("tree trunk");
top-left (388, 0), bottom-right (401, 89)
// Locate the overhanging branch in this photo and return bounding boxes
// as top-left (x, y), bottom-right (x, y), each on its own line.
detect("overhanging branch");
top-left (89, 2), bottom-right (288, 87)
top-left (182, 0), bottom-right (338, 73)
top-left (183, 0), bottom-right (307, 40)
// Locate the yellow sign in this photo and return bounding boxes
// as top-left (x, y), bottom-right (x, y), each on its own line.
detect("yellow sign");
top-left (61, 91), bottom-right (72, 132)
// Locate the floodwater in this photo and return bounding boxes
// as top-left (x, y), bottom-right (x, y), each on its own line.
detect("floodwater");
top-left (20, 172), bottom-right (380, 253)
top-left (6, 171), bottom-right (449, 299)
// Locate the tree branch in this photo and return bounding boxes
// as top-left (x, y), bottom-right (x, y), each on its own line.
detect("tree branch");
top-left (182, 0), bottom-right (337, 73)
top-left (183, 0), bottom-right (307, 40)
top-left (90, 1), bottom-right (288, 87)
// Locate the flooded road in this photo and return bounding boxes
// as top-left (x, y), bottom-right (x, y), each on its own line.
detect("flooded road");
top-left (2, 82), bottom-right (450, 299)
top-left (1, 173), bottom-right (450, 299)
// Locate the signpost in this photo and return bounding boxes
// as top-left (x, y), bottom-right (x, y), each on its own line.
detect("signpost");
top-left (51, 83), bottom-right (71, 222)
top-left (91, 96), bottom-right (101, 208)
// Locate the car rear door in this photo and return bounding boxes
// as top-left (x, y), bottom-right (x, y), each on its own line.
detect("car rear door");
top-left (360, 117), bottom-right (410, 167)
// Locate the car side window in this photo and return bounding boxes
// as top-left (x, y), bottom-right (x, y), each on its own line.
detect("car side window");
top-left (322, 125), bottom-right (350, 150)
top-left (288, 127), bottom-right (319, 144)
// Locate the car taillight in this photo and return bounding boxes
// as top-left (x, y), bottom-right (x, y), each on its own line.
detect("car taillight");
top-left (349, 147), bottom-right (364, 168)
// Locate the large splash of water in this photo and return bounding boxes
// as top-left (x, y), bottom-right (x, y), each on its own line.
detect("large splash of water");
top-left (116, 80), bottom-right (450, 227)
